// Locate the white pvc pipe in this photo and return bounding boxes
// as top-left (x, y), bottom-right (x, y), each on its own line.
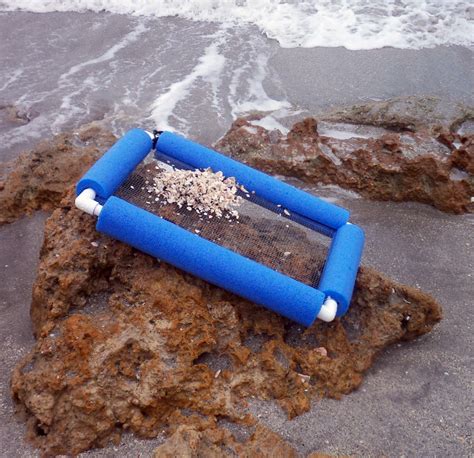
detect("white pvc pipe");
top-left (75, 188), bottom-right (102, 216)
top-left (317, 297), bottom-right (338, 322)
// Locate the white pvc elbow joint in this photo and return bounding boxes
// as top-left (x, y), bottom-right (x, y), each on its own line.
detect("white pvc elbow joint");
top-left (75, 188), bottom-right (102, 217)
top-left (317, 297), bottom-right (338, 322)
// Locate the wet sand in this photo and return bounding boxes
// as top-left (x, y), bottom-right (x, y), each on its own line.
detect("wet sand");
top-left (270, 45), bottom-right (474, 113)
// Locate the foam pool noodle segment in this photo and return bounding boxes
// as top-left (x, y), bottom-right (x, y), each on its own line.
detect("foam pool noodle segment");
top-left (156, 131), bottom-right (349, 230)
top-left (318, 224), bottom-right (365, 316)
top-left (77, 128), bottom-right (152, 198)
top-left (97, 197), bottom-right (325, 326)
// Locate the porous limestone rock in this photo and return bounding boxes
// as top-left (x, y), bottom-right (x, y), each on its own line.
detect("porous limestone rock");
top-left (11, 190), bottom-right (441, 456)
top-left (0, 124), bottom-right (115, 225)
top-left (216, 117), bottom-right (473, 214)
top-left (2, 116), bottom-right (448, 456)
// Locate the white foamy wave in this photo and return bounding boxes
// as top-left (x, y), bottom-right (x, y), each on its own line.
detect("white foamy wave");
top-left (1, 0), bottom-right (473, 50)
top-left (149, 32), bottom-right (227, 132)
top-left (148, 28), bottom-right (292, 136)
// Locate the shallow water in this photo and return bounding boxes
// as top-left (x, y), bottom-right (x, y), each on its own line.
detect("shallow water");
top-left (0, 12), bottom-right (290, 160)
top-left (1, 11), bottom-right (473, 163)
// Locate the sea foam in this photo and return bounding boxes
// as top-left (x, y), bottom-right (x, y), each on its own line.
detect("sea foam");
top-left (1, 0), bottom-right (473, 50)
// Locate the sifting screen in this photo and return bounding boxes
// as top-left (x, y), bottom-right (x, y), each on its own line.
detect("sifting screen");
top-left (115, 154), bottom-right (331, 287)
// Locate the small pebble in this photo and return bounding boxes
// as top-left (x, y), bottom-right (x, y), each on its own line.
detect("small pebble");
top-left (316, 347), bottom-right (328, 357)
top-left (297, 373), bottom-right (311, 383)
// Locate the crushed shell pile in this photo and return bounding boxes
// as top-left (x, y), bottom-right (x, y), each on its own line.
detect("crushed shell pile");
top-left (147, 167), bottom-right (244, 219)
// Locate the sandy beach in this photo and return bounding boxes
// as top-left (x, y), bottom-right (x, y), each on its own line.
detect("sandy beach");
top-left (0, 4), bottom-right (473, 457)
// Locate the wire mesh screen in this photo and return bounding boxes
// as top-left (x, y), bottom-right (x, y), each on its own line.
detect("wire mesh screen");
top-left (115, 154), bottom-right (331, 287)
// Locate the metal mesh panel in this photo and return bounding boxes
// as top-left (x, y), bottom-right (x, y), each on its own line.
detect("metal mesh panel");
top-left (115, 155), bottom-right (331, 287)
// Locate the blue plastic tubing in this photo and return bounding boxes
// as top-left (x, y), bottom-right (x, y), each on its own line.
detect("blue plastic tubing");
top-left (318, 223), bottom-right (365, 317)
top-left (156, 132), bottom-right (349, 230)
top-left (97, 196), bottom-right (326, 326)
top-left (76, 128), bottom-right (152, 198)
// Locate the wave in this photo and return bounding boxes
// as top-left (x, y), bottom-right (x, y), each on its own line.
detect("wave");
top-left (1, 0), bottom-right (473, 50)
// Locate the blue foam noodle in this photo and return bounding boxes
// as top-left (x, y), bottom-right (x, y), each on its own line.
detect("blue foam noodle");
top-left (97, 197), bottom-right (325, 326)
top-left (317, 223), bottom-right (365, 316)
top-left (77, 128), bottom-right (152, 198)
top-left (156, 132), bottom-right (349, 229)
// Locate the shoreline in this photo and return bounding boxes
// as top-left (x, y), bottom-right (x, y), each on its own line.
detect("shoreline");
top-left (0, 9), bottom-right (473, 457)
top-left (1, 11), bottom-right (473, 163)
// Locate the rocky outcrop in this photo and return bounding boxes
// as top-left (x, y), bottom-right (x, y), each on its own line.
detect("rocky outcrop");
top-left (216, 117), bottom-right (473, 214)
top-left (11, 189), bottom-right (442, 456)
top-left (320, 96), bottom-right (474, 132)
top-left (1, 111), bottom-right (472, 229)
top-left (153, 420), bottom-right (298, 457)
top-left (1, 112), bottom-right (452, 455)
top-left (0, 124), bottom-right (115, 225)
top-left (0, 103), bottom-right (32, 127)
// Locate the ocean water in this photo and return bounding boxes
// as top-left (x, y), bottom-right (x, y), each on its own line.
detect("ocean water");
top-left (2, 0), bottom-right (473, 50)
top-left (0, 2), bottom-right (472, 161)
top-left (0, 12), bottom-right (295, 160)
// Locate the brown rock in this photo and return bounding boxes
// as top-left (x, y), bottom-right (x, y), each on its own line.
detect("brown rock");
top-left (216, 117), bottom-right (473, 214)
top-left (0, 103), bottom-right (31, 127)
top-left (0, 124), bottom-right (115, 225)
top-left (1, 118), bottom-right (446, 455)
top-left (11, 191), bottom-right (442, 456)
top-left (451, 135), bottom-right (474, 175)
top-left (153, 418), bottom-right (297, 458)
top-left (321, 96), bottom-right (474, 132)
